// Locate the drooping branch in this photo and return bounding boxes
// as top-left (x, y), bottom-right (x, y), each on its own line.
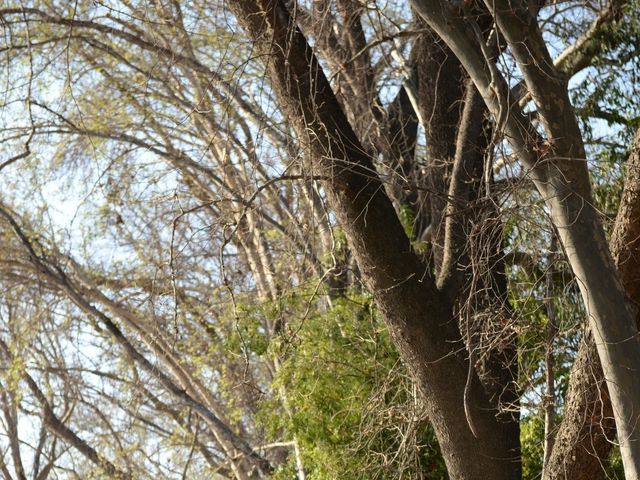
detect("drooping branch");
top-left (0, 205), bottom-right (271, 480)
top-left (0, 339), bottom-right (129, 479)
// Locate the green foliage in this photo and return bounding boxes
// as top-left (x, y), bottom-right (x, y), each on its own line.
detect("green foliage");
top-left (572, 0), bottom-right (640, 154)
top-left (257, 290), bottom-right (447, 479)
top-left (2, 0), bottom-right (639, 477)
top-left (399, 204), bottom-right (429, 253)
top-left (606, 446), bottom-right (625, 479)
top-left (398, 203), bottom-right (417, 239)
top-left (521, 413), bottom-right (544, 480)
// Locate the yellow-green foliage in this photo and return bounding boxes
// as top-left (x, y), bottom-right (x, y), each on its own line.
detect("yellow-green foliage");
top-left (257, 291), bottom-right (447, 479)
top-left (520, 414), bottom-right (544, 480)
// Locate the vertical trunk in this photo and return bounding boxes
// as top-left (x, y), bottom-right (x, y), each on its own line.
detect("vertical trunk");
top-left (410, 0), bottom-right (640, 474)
top-left (543, 173), bottom-right (640, 479)
top-left (415, 29), bottom-right (464, 254)
top-left (486, 11), bottom-right (640, 474)
top-left (439, 80), bottom-right (520, 448)
top-left (545, 127), bottom-right (640, 479)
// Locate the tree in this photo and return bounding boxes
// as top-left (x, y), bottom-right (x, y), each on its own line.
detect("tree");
top-left (0, 0), bottom-right (639, 479)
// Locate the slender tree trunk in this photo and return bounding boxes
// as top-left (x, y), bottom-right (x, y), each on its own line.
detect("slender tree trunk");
top-left (544, 169), bottom-right (640, 479)
top-left (545, 127), bottom-right (640, 479)
top-left (410, 1), bottom-right (640, 474)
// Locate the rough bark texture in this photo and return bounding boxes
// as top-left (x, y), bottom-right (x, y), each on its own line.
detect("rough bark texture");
top-left (415, 28), bottom-right (464, 259)
top-left (611, 129), bottom-right (640, 306)
top-left (229, 2), bottom-right (521, 478)
top-left (546, 128), bottom-right (640, 480)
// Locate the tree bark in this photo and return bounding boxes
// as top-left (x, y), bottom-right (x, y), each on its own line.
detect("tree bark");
top-left (410, 0), bottom-right (640, 475)
top-left (414, 28), bottom-right (464, 258)
top-left (229, 2), bottom-right (521, 478)
top-left (545, 127), bottom-right (640, 479)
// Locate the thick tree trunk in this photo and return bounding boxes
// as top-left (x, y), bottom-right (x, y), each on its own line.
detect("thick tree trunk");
top-left (545, 127), bottom-right (640, 479)
top-left (229, 2), bottom-right (521, 478)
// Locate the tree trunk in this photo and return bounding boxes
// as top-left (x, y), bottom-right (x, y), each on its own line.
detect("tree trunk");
top-left (229, 2), bottom-right (521, 478)
top-left (545, 127), bottom-right (640, 479)
top-left (410, 0), bottom-right (640, 474)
